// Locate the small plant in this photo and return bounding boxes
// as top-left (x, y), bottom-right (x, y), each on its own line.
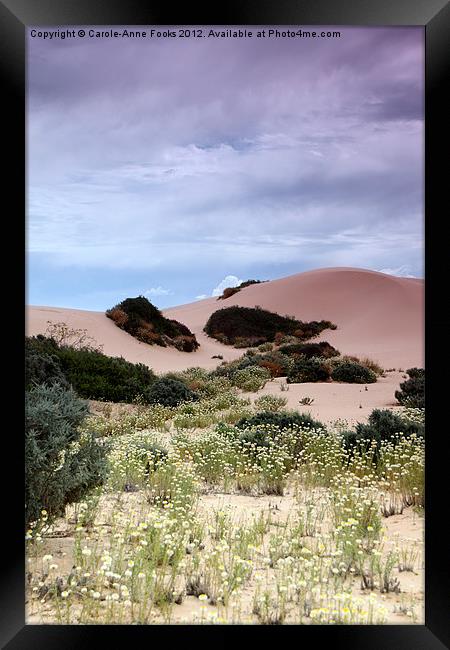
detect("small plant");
top-left (45, 321), bottom-right (103, 352)
top-left (254, 395), bottom-right (288, 412)
top-left (299, 397), bottom-right (314, 406)
top-left (231, 366), bottom-right (271, 392)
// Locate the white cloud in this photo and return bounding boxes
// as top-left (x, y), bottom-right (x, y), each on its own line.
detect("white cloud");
top-left (378, 265), bottom-right (416, 278)
top-left (144, 286), bottom-right (172, 296)
top-left (211, 275), bottom-right (243, 297)
top-left (195, 294), bottom-right (208, 301)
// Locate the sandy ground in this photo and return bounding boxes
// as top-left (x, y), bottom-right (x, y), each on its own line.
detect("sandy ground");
top-left (252, 372), bottom-right (407, 425)
top-left (26, 490), bottom-right (424, 625)
top-left (27, 267), bottom-right (424, 374)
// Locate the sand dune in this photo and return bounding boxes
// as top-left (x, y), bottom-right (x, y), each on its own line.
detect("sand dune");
top-left (26, 267), bottom-right (424, 373)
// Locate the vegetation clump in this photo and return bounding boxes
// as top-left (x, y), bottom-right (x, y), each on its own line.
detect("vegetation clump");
top-left (343, 408), bottom-right (424, 456)
top-left (204, 305), bottom-right (335, 347)
top-left (287, 357), bottom-right (331, 383)
top-left (25, 337), bottom-right (70, 390)
top-left (280, 341), bottom-right (339, 359)
top-left (145, 377), bottom-right (197, 407)
top-left (331, 360), bottom-right (377, 384)
top-left (235, 410), bottom-right (324, 432)
top-left (217, 279), bottom-right (267, 300)
top-left (106, 296), bottom-right (199, 352)
top-left (26, 335), bottom-right (156, 403)
top-left (395, 368), bottom-right (425, 408)
top-left (25, 383), bottom-right (106, 527)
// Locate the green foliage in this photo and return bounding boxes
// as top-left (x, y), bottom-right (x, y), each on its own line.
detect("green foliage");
top-left (106, 295), bottom-right (199, 351)
top-left (343, 409), bottom-right (424, 456)
top-left (287, 357), bottom-right (331, 383)
top-left (25, 337), bottom-right (70, 390)
top-left (204, 305), bottom-right (336, 346)
top-left (331, 360), bottom-right (377, 384)
top-left (254, 395), bottom-right (288, 412)
top-left (231, 366), bottom-right (271, 391)
top-left (280, 341), bottom-right (340, 359)
top-left (395, 368), bottom-right (425, 408)
top-left (145, 377), bottom-right (197, 407)
top-left (235, 410), bottom-right (324, 432)
top-left (26, 336), bottom-right (156, 403)
top-left (25, 383), bottom-right (107, 526)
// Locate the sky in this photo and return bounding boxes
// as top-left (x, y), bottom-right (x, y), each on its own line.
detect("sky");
top-left (27, 26), bottom-right (424, 310)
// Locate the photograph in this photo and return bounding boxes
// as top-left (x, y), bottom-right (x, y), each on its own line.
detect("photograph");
top-left (24, 23), bottom-right (427, 627)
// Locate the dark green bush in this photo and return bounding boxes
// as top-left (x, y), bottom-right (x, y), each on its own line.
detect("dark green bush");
top-left (25, 337), bottom-right (70, 390)
top-left (331, 360), bottom-right (377, 384)
top-left (342, 408), bottom-right (424, 458)
top-left (204, 305), bottom-right (335, 346)
top-left (237, 411), bottom-right (325, 461)
top-left (280, 341), bottom-right (340, 359)
top-left (25, 383), bottom-right (107, 527)
top-left (106, 296), bottom-right (199, 351)
top-left (145, 377), bottom-right (197, 407)
top-left (26, 336), bottom-right (156, 403)
top-left (217, 279), bottom-right (267, 300)
top-left (236, 410), bottom-right (324, 431)
top-left (395, 368), bottom-right (425, 408)
top-left (287, 357), bottom-right (331, 383)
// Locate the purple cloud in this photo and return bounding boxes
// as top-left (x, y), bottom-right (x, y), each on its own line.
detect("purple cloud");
top-left (27, 27), bottom-right (424, 284)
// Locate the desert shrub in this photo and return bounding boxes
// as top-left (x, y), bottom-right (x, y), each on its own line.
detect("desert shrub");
top-left (213, 350), bottom-right (293, 381)
top-left (26, 336), bottom-right (156, 403)
top-left (256, 351), bottom-right (294, 377)
top-left (145, 377), bottom-right (197, 407)
top-left (234, 336), bottom-right (268, 349)
top-left (106, 296), bottom-right (199, 351)
top-left (280, 341), bottom-right (340, 359)
top-left (257, 360), bottom-right (285, 378)
top-left (287, 357), bottom-right (331, 383)
top-left (343, 409), bottom-right (424, 456)
top-left (231, 366), bottom-right (271, 392)
top-left (107, 307), bottom-right (128, 328)
top-left (395, 368), bottom-right (425, 408)
top-left (25, 383), bottom-right (107, 526)
top-left (235, 410), bottom-right (324, 432)
top-left (258, 342), bottom-right (274, 352)
top-left (25, 338), bottom-right (70, 390)
top-left (44, 321), bottom-right (103, 352)
top-left (358, 357), bottom-right (384, 376)
top-left (254, 395), bottom-right (288, 412)
top-left (57, 347), bottom-right (155, 402)
top-left (217, 279), bottom-right (266, 300)
top-left (204, 306), bottom-right (336, 346)
top-left (331, 360), bottom-right (377, 384)
top-left (172, 335), bottom-right (199, 352)
top-left (218, 287), bottom-right (241, 300)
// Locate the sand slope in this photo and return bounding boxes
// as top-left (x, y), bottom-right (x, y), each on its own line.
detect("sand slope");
top-left (26, 267), bottom-right (424, 373)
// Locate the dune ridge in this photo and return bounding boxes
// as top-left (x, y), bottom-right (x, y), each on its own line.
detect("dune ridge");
top-left (26, 267), bottom-right (424, 372)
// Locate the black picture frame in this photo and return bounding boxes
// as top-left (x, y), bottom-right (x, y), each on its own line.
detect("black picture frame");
top-left (3, 0), bottom-right (449, 647)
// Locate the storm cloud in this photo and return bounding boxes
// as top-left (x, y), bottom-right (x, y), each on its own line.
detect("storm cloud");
top-left (27, 26), bottom-right (424, 309)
